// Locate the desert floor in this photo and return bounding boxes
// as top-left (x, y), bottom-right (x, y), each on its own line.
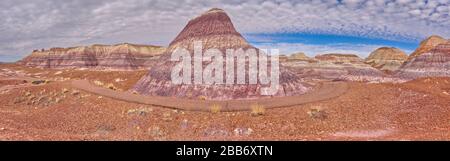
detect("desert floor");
top-left (1, 64), bottom-right (449, 140)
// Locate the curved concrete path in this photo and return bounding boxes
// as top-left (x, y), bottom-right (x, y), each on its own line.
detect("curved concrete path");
top-left (72, 80), bottom-right (348, 112)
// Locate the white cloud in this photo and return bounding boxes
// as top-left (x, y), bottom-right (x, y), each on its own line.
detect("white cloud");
top-left (0, 0), bottom-right (449, 61)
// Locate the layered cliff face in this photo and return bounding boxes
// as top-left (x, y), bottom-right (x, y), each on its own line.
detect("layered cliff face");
top-left (365, 47), bottom-right (408, 72)
top-left (20, 43), bottom-right (165, 70)
top-left (396, 43), bottom-right (450, 79)
top-left (408, 35), bottom-right (448, 61)
top-left (132, 8), bottom-right (310, 100)
top-left (283, 53), bottom-right (385, 82)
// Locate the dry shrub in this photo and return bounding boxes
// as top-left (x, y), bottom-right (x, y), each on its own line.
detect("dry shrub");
top-left (307, 106), bottom-right (327, 120)
top-left (250, 104), bottom-right (265, 116)
top-left (93, 80), bottom-right (104, 86)
top-left (106, 83), bottom-right (117, 91)
top-left (210, 104), bottom-right (221, 114)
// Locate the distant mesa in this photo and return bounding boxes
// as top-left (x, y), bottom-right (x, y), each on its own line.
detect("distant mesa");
top-left (19, 43), bottom-right (165, 70)
top-left (279, 52), bottom-right (313, 63)
top-left (287, 52), bottom-right (312, 62)
top-left (315, 53), bottom-right (364, 64)
top-left (396, 42), bottom-right (450, 79)
top-left (408, 35), bottom-right (449, 61)
top-left (365, 47), bottom-right (408, 72)
top-left (132, 8), bottom-right (310, 100)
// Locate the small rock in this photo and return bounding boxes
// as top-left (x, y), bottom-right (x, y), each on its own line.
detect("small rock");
top-left (13, 97), bottom-right (25, 104)
top-left (234, 128), bottom-right (253, 136)
top-left (162, 112), bottom-right (172, 121)
top-left (127, 107), bottom-right (153, 116)
top-left (180, 119), bottom-right (189, 129)
top-left (148, 127), bottom-right (165, 137)
top-left (203, 128), bottom-right (229, 137)
top-left (55, 97), bottom-right (62, 103)
top-left (71, 90), bottom-right (80, 96)
top-left (24, 91), bottom-right (32, 97)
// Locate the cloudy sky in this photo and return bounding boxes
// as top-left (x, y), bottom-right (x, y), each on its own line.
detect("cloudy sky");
top-left (1, 0), bottom-right (449, 62)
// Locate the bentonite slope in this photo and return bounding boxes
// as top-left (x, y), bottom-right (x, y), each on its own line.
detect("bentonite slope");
top-left (19, 43), bottom-right (165, 70)
top-left (396, 43), bottom-right (450, 79)
top-left (283, 53), bottom-right (386, 82)
top-left (132, 8), bottom-right (310, 100)
top-left (365, 47), bottom-right (408, 72)
top-left (408, 35), bottom-right (448, 61)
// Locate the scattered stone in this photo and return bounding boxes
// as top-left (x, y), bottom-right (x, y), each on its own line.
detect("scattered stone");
top-left (127, 107), bottom-right (153, 116)
top-left (24, 91), bottom-right (32, 97)
top-left (71, 90), bottom-right (80, 96)
top-left (55, 97), bottom-right (62, 103)
top-left (62, 88), bottom-right (69, 93)
top-left (31, 80), bottom-right (46, 85)
top-left (234, 128), bottom-right (253, 136)
top-left (180, 119), bottom-right (189, 129)
top-left (13, 97), bottom-right (26, 104)
top-left (162, 112), bottom-right (172, 121)
top-left (148, 127), bottom-right (166, 138)
top-left (95, 124), bottom-right (116, 134)
top-left (203, 128), bottom-right (229, 137)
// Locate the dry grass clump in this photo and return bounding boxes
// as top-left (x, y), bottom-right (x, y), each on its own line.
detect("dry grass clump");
top-left (93, 80), bottom-right (104, 86)
top-left (307, 106), bottom-right (327, 120)
top-left (250, 104), bottom-right (265, 116)
top-left (106, 83), bottom-right (117, 91)
top-left (198, 95), bottom-right (207, 101)
top-left (210, 104), bottom-right (221, 114)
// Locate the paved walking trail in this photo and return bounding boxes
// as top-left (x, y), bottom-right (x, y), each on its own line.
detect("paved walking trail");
top-left (71, 80), bottom-right (348, 111)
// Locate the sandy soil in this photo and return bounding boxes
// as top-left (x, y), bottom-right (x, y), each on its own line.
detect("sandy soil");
top-left (0, 64), bottom-right (449, 141)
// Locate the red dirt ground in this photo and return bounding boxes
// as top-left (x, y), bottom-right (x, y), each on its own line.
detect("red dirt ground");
top-left (0, 64), bottom-right (449, 140)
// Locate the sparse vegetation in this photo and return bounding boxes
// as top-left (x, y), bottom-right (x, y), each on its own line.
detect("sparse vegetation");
top-left (106, 83), bottom-right (117, 90)
top-left (198, 95), bottom-right (207, 100)
top-left (307, 106), bottom-right (327, 120)
top-left (210, 104), bottom-right (221, 114)
top-left (250, 104), bottom-right (265, 116)
top-left (94, 80), bottom-right (118, 91)
top-left (93, 80), bottom-right (104, 86)
top-left (127, 107), bottom-right (153, 116)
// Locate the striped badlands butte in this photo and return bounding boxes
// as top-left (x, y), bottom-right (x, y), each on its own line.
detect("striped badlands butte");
top-left (132, 8), bottom-right (310, 100)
